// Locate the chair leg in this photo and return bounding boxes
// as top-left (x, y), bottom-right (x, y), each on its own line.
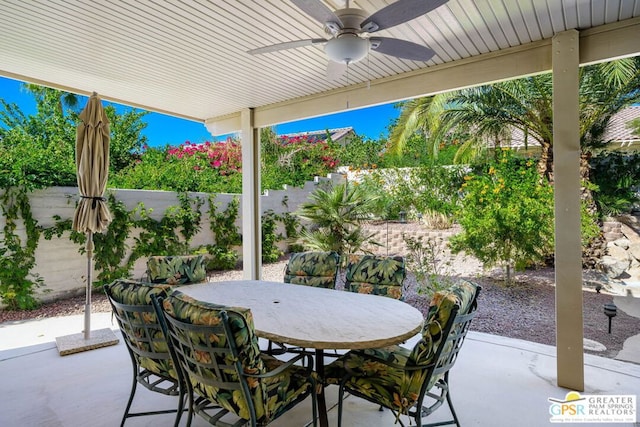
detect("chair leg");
top-left (337, 385), bottom-right (346, 427)
top-left (121, 363), bottom-right (138, 427)
top-left (311, 383), bottom-right (318, 427)
top-left (445, 387), bottom-right (460, 427)
top-left (185, 389), bottom-right (195, 427)
top-left (174, 386), bottom-right (187, 427)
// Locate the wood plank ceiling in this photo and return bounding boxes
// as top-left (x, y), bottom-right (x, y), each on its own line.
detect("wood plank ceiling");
top-left (1, 0), bottom-right (639, 126)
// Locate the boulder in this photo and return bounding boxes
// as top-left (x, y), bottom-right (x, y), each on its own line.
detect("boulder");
top-left (612, 238), bottom-right (631, 250)
top-left (606, 243), bottom-right (630, 261)
top-left (599, 255), bottom-right (630, 279)
top-left (629, 243), bottom-right (640, 262)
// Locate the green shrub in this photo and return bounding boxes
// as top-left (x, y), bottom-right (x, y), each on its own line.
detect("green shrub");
top-left (92, 194), bottom-right (134, 284)
top-left (261, 129), bottom-right (340, 191)
top-left (403, 234), bottom-right (454, 297)
top-left (357, 165), bottom-right (465, 220)
top-left (110, 141), bottom-right (243, 193)
top-left (199, 196), bottom-right (241, 271)
top-left (591, 151), bottom-right (640, 216)
top-left (450, 150), bottom-right (555, 282)
top-left (208, 196), bottom-right (241, 249)
top-left (261, 210), bottom-right (283, 263)
top-left (333, 134), bottom-right (386, 168)
top-left (194, 245), bottom-right (238, 271)
top-left (1, 85), bottom-right (148, 190)
top-left (0, 187), bottom-right (44, 309)
top-left (129, 193), bottom-right (204, 260)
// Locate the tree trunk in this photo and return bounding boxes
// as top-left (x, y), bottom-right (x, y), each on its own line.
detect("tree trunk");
top-left (580, 150), bottom-right (607, 268)
top-left (537, 141), bottom-right (554, 183)
top-left (579, 151), bottom-right (597, 216)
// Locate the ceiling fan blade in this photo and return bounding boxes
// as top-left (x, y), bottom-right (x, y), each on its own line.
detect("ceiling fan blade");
top-left (247, 38), bottom-right (327, 55)
top-left (326, 60), bottom-right (347, 80)
top-left (291, 0), bottom-right (343, 30)
top-left (361, 0), bottom-right (448, 32)
top-left (370, 37), bottom-right (435, 61)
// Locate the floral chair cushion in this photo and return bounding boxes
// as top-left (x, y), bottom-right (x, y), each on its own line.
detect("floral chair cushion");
top-left (325, 280), bottom-right (479, 417)
top-left (163, 290), bottom-right (312, 424)
top-left (344, 254), bottom-right (406, 299)
top-left (105, 279), bottom-right (177, 379)
top-left (146, 255), bottom-right (207, 285)
top-left (284, 251), bottom-right (340, 289)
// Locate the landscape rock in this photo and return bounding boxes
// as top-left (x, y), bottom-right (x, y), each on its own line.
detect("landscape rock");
top-left (600, 216), bottom-right (640, 281)
top-left (606, 243), bottom-right (630, 262)
top-left (612, 238), bottom-right (631, 250)
top-left (628, 243), bottom-right (640, 262)
top-left (583, 338), bottom-right (606, 352)
top-left (599, 255), bottom-right (630, 279)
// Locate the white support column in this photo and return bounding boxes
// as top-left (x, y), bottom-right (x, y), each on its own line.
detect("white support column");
top-left (241, 108), bottom-right (262, 280)
top-left (552, 29), bottom-right (584, 391)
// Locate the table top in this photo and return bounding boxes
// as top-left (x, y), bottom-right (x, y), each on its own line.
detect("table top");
top-left (178, 280), bottom-right (424, 350)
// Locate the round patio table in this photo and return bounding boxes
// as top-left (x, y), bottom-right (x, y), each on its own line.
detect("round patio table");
top-left (179, 280), bottom-right (424, 427)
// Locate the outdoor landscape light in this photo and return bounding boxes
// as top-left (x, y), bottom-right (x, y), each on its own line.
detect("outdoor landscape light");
top-left (324, 34), bottom-right (369, 64)
top-left (399, 211), bottom-right (407, 223)
top-left (603, 303), bottom-right (617, 334)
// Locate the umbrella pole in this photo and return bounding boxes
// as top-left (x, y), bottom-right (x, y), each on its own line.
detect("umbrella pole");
top-left (55, 228), bottom-right (117, 356)
top-left (84, 231), bottom-right (93, 340)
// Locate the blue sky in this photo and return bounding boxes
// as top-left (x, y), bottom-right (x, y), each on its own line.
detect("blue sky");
top-left (0, 76), bottom-right (399, 147)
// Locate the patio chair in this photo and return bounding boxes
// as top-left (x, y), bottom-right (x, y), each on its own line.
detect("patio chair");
top-left (284, 251), bottom-right (340, 289)
top-left (154, 289), bottom-right (318, 427)
top-left (270, 251), bottom-right (341, 355)
top-left (326, 279), bottom-right (481, 427)
top-left (146, 254), bottom-right (207, 285)
top-left (104, 279), bottom-right (186, 427)
top-left (344, 254), bottom-right (407, 300)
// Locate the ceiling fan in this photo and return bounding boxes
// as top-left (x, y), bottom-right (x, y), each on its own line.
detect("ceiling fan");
top-left (247, 0), bottom-right (448, 79)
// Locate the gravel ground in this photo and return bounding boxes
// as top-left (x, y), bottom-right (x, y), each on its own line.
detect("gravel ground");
top-left (1, 256), bottom-right (638, 361)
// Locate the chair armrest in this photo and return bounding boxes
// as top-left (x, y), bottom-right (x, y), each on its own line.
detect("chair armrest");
top-left (245, 352), bottom-right (314, 379)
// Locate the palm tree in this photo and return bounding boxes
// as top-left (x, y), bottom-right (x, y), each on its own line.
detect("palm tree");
top-left (389, 57), bottom-right (640, 187)
top-left (25, 84), bottom-right (80, 115)
top-left (296, 181), bottom-right (381, 258)
top-left (389, 58), bottom-right (640, 267)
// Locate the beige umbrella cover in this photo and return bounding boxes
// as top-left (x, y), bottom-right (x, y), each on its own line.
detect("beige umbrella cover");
top-left (72, 92), bottom-right (112, 340)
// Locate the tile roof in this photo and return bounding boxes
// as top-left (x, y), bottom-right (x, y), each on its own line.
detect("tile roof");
top-left (277, 127), bottom-right (355, 143)
top-left (507, 106), bottom-right (640, 150)
top-left (606, 106), bottom-right (640, 144)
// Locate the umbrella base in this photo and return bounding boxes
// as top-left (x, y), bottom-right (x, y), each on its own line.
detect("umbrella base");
top-left (55, 328), bottom-right (119, 356)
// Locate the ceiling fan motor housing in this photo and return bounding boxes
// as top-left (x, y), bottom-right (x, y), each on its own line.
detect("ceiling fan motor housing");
top-left (324, 8), bottom-right (370, 64)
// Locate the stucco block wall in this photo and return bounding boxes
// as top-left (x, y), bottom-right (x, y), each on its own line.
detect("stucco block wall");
top-left (1, 174), bottom-right (346, 303)
top-left (362, 222), bottom-right (459, 257)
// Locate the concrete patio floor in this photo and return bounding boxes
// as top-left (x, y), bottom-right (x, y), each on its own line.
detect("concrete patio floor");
top-left (0, 312), bottom-right (638, 427)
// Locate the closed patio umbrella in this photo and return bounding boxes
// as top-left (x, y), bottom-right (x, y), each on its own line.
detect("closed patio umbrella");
top-left (56, 92), bottom-right (118, 355)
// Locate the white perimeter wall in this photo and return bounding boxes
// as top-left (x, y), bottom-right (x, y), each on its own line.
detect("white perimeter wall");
top-left (1, 174), bottom-right (344, 303)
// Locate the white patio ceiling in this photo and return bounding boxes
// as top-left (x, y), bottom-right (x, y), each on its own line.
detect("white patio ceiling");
top-left (1, 0), bottom-right (639, 133)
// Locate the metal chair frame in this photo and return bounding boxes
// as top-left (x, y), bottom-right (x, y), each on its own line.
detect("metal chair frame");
top-left (337, 287), bottom-right (480, 427)
top-left (153, 296), bottom-right (318, 427)
top-left (104, 284), bottom-right (186, 427)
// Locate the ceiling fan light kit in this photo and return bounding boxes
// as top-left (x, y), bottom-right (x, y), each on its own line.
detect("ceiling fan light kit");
top-left (248, 0), bottom-right (448, 77)
top-left (325, 34), bottom-right (369, 64)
